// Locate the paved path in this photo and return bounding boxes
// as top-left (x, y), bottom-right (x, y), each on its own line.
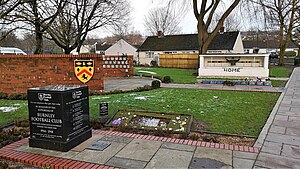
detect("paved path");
top-left (161, 83), bottom-right (284, 93)
top-left (104, 77), bottom-right (153, 92)
top-left (254, 67), bottom-right (300, 168)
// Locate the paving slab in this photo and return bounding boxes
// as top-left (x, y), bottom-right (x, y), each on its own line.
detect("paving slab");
top-left (260, 141), bottom-right (282, 155)
top-left (116, 138), bottom-right (161, 161)
top-left (194, 147), bottom-right (232, 167)
top-left (265, 133), bottom-right (300, 146)
top-left (71, 134), bottom-right (104, 152)
top-left (281, 144), bottom-right (300, 160)
top-left (233, 158), bottom-right (255, 169)
top-left (160, 142), bottom-right (196, 152)
top-left (145, 148), bottom-right (193, 169)
top-left (71, 142), bottom-right (127, 164)
top-left (100, 135), bottom-right (133, 144)
top-left (189, 157), bottom-right (228, 169)
top-left (286, 128), bottom-right (300, 137)
top-left (256, 152), bottom-right (300, 168)
top-left (233, 151), bottom-right (257, 160)
top-left (106, 157), bottom-right (148, 169)
top-left (269, 126), bottom-right (286, 134)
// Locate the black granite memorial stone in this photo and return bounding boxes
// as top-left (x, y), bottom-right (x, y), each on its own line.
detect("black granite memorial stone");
top-left (28, 85), bottom-right (92, 152)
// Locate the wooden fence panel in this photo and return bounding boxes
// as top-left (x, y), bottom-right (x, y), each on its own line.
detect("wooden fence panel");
top-left (160, 54), bottom-right (198, 69)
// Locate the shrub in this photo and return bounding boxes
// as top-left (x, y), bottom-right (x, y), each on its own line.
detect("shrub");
top-left (151, 80), bottom-right (161, 89)
top-left (284, 51), bottom-right (296, 57)
top-left (150, 60), bottom-right (158, 67)
top-left (162, 76), bottom-right (172, 83)
top-left (7, 93), bottom-right (27, 100)
top-left (0, 92), bottom-right (8, 99)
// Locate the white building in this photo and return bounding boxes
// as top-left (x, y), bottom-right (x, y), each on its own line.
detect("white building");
top-left (105, 39), bottom-right (138, 59)
top-left (137, 31), bottom-right (244, 65)
top-left (198, 54), bottom-right (269, 78)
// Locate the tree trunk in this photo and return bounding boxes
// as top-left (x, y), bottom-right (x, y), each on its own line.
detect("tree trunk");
top-left (64, 48), bottom-right (72, 54)
top-left (34, 27), bottom-right (43, 54)
top-left (278, 25), bottom-right (285, 66)
top-left (298, 47), bottom-right (300, 57)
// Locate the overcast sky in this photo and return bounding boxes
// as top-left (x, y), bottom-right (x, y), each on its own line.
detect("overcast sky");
top-left (95, 0), bottom-right (198, 38)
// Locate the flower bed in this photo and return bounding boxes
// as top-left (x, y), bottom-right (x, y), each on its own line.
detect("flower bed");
top-left (107, 110), bottom-right (193, 134)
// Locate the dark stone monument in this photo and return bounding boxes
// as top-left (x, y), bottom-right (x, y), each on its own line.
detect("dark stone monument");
top-left (28, 85), bottom-right (92, 152)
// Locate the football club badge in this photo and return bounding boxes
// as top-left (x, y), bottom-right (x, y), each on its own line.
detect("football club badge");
top-left (74, 60), bottom-right (94, 83)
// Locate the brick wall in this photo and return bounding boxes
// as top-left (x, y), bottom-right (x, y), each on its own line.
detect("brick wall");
top-left (0, 54), bottom-right (133, 94)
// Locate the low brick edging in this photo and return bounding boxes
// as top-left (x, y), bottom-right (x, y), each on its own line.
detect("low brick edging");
top-left (92, 130), bottom-right (260, 153)
top-left (0, 130), bottom-right (260, 168)
top-left (0, 138), bottom-right (119, 169)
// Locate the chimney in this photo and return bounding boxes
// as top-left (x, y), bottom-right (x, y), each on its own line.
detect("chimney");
top-left (157, 31), bottom-right (164, 38)
top-left (219, 26), bottom-right (225, 34)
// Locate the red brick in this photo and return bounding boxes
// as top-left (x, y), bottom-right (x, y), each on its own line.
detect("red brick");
top-left (138, 135), bottom-right (144, 139)
top-left (162, 137), bottom-right (168, 142)
top-left (201, 142), bottom-right (206, 147)
top-left (205, 142), bottom-right (210, 147)
top-left (63, 160), bottom-right (77, 169)
top-left (220, 144), bottom-right (225, 149)
top-left (244, 146), bottom-right (249, 152)
top-left (188, 140), bottom-right (193, 145)
top-left (239, 146), bottom-right (244, 151)
top-left (215, 143), bottom-right (220, 149)
top-left (175, 139), bottom-right (180, 143)
top-left (55, 159), bottom-right (72, 169)
top-left (179, 139), bottom-right (184, 144)
top-left (154, 136), bottom-right (160, 141)
top-left (229, 145), bottom-right (234, 150)
top-left (254, 147), bottom-right (260, 153)
top-left (234, 145), bottom-right (239, 151)
top-left (166, 138), bottom-right (172, 142)
top-left (50, 158), bottom-right (66, 168)
top-left (224, 144), bottom-right (229, 150)
top-left (69, 161), bottom-right (82, 169)
top-left (79, 162), bottom-right (91, 169)
top-left (170, 138), bottom-right (176, 143)
top-left (84, 164), bottom-right (95, 169)
top-left (210, 143), bottom-right (215, 148)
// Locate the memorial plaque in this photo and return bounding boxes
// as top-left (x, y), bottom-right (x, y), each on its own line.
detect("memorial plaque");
top-left (100, 103), bottom-right (108, 116)
top-left (28, 85), bottom-right (92, 152)
top-left (87, 140), bottom-right (111, 151)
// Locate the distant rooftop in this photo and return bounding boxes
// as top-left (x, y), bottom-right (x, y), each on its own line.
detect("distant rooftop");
top-left (137, 31), bottom-right (240, 52)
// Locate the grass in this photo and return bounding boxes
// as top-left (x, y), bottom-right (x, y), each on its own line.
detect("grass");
top-left (0, 88), bottom-right (279, 137)
top-left (134, 67), bottom-right (197, 84)
top-left (271, 80), bottom-right (287, 87)
top-left (0, 100), bottom-right (28, 127)
top-left (269, 66), bottom-right (293, 78)
top-left (90, 88), bottom-right (279, 136)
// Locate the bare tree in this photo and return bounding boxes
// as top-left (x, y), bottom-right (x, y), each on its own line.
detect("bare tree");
top-left (144, 3), bottom-right (181, 35)
top-left (8, 0), bottom-right (66, 54)
top-left (192, 0), bottom-right (241, 54)
top-left (46, 0), bottom-right (131, 54)
top-left (208, 11), bottom-right (241, 32)
top-left (254, 0), bottom-right (299, 65)
top-left (0, 0), bottom-right (24, 19)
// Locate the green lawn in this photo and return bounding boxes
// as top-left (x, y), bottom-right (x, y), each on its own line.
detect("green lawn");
top-left (0, 100), bottom-right (28, 127)
top-left (271, 80), bottom-right (287, 87)
top-left (134, 67), bottom-right (197, 84)
top-left (0, 88), bottom-right (279, 137)
top-left (90, 88), bottom-right (279, 136)
top-left (269, 66), bottom-right (293, 78)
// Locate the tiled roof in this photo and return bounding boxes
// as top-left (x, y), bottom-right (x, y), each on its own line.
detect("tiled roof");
top-left (137, 31), bottom-right (239, 51)
top-left (96, 44), bottom-right (111, 51)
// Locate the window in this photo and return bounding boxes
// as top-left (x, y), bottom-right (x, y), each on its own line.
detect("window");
top-left (146, 52), bottom-right (154, 58)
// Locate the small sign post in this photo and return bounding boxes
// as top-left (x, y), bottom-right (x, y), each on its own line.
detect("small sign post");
top-left (100, 103), bottom-right (108, 116)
